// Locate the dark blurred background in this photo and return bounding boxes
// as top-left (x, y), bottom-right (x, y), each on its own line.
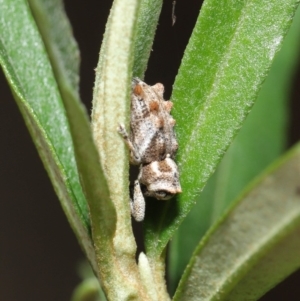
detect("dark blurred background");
top-left (1, 0), bottom-right (299, 300)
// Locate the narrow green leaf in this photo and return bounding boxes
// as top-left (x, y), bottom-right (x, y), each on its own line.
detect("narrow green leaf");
top-left (27, 0), bottom-right (117, 273)
top-left (168, 4), bottom-right (300, 291)
top-left (132, 0), bottom-right (163, 77)
top-left (0, 0), bottom-right (96, 264)
top-left (144, 0), bottom-right (300, 257)
top-left (173, 143), bottom-right (300, 301)
top-left (209, 3), bottom-right (300, 221)
top-left (27, 0), bottom-right (80, 93)
top-left (91, 0), bottom-right (157, 299)
top-left (92, 0), bottom-right (138, 258)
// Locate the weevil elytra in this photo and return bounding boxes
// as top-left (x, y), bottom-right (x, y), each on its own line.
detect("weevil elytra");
top-left (119, 78), bottom-right (181, 221)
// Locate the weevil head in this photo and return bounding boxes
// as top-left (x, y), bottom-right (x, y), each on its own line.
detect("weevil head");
top-left (139, 157), bottom-right (181, 200)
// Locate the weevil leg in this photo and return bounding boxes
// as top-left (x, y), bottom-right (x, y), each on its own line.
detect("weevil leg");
top-left (130, 180), bottom-right (145, 222)
top-left (118, 124), bottom-right (141, 164)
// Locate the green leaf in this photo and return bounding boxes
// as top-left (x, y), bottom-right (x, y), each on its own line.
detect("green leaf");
top-left (91, 0), bottom-right (139, 260)
top-left (144, 0), bottom-right (300, 257)
top-left (0, 0), bottom-right (96, 264)
top-left (27, 0), bottom-right (117, 274)
top-left (173, 142), bottom-right (300, 301)
top-left (209, 4), bottom-right (300, 221)
top-left (27, 0), bottom-right (80, 93)
top-left (132, 0), bottom-right (163, 78)
top-left (168, 3), bottom-right (300, 291)
top-left (91, 0), bottom-right (161, 299)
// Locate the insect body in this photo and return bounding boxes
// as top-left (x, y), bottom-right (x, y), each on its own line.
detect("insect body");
top-left (119, 78), bottom-right (181, 221)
